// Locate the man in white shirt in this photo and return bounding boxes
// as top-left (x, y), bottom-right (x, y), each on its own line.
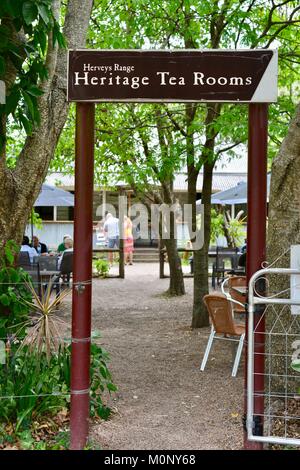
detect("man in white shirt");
top-left (103, 213), bottom-right (119, 264)
top-left (20, 236), bottom-right (38, 263)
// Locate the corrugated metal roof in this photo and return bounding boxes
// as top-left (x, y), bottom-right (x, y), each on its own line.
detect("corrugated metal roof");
top-left (46, 171), bottom-right (247, 193)
top-left (173, 173), bottom-right (247, 192)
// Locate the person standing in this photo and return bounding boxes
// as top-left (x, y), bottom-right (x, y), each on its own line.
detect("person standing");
top-left (103, 213), bottom-right (119, 265)
top-left (124, 215), bottom-right (134, 265)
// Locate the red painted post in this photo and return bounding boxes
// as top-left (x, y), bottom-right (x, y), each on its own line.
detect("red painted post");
top-left (70, 102), bottom-right (95, 449)
top-left (244, 103), bottom-right (268, 449)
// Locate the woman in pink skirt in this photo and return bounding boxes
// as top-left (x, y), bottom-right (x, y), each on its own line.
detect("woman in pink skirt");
top-left (124, 216), bottom-right (134, 265)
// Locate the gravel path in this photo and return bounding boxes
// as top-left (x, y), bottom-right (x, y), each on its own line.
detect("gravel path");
top-left (90, 264), bottom-right (244, 450)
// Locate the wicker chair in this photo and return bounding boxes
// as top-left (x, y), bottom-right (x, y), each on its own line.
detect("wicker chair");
top-left (200, 293), bottom-right (245, 377)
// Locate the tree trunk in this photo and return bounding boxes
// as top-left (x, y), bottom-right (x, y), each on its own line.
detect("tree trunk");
top-left (161, 204), bottom-right (185, 296)
top-left (0, 0), bottom-right (93, 252)
top-left (267, 103), bottom-right (300, 392)
top-left (268, 103), bottom-right (300, 267)
top-left (164, 237), bottom-right (185, 296)
top-left (220, 206), bottom-right (234, 247)
top-left (190, 102), bottom-right (220, 328)
top-left (192, 162), bottom-right (214, 328)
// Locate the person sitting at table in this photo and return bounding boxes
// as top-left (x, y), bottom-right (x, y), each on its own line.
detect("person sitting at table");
top-left (21, 235), bottom-right (38, 263)
top-left (240, 238), bottom-right (247, 254)
top-left (32, 235), bottom-right (48, 255)
top-left (58, 237), bottom-right (73, 268)
top-left (57, 234), bottom-right (72, 253)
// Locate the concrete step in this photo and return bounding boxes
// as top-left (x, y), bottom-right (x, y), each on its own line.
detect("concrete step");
top-left (133, 249), bottom-right (159, 263)
top-left (133, 258), bottom-right (159, 263)
top-left (133, 248), bottom-right (159, 253)
top-left (133, 254), bottom-right (159, 258)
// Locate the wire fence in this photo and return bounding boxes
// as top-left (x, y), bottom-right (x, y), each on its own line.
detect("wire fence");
top-left (247, 269), bottom-right (300, 447)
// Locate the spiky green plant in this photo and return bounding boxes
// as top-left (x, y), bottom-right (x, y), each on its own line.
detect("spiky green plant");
top-left (15, 278), bottom-right (71, 361)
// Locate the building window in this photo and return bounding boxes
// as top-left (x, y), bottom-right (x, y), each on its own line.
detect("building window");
top-left (35, 206), bottom-right (53, 220)
top-left (57, 207), bottom-right (74, 221)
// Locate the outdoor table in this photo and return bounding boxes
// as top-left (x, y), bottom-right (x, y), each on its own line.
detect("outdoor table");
top-left (227, 267), bottom-right (246, 275)
top-left (231, 286), bottom-right (248, 297)
top-left (39, 270), bottom-right (61, 294)
top-left (39, 270), bottom-right (60, 277)
top-left (231, 286), bottom-right (278, 297)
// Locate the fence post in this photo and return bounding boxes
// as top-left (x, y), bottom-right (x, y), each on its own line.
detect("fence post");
top-left (70, 102), bottom-right (95, 450)
top-left (244, 103), bottom-right (268, 450)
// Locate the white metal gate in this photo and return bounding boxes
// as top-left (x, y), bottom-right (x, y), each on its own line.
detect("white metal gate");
top-left (247, 268), bottom-right (300, 447)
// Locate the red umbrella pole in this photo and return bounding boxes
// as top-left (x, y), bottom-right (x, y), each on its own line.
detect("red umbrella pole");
top-left (70, 102), bottom-right (95, 449)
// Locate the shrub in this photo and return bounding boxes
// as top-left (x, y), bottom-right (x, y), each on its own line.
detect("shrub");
top-left (0, 340), bottom-right (116, 434)
top-left (0, 242), bottom-right (116, 447)
top-left (93, 259), bottom-right (110, 278)
top-left (0, 241), bottom-right (33, 340)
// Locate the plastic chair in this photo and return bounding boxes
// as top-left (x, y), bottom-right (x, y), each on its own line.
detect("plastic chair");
top-left (200, 293), bottom-right (245, 377)
top-left (38, 256), bottom-right (60, 297)
top-left (60, 252), bottom-right (73, 275)
top-left (18, 251), bottom-right (31, 267)
top-left (58, 251), bottom-right (73, 290)
top-left (38, 256), bottom-right (58, 272)
top-left (21, 262), bottom-right (42, 299)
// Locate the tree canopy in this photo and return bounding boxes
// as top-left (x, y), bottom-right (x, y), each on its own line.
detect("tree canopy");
top-left (0, 0), bottom-right (93, 249)
top-left (53, 0), bottom-right (300, 183)
top-left (0, 0), bottom-right (65, 147)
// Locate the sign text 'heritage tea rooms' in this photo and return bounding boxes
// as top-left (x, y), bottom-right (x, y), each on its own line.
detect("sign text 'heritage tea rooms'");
top-left (68, 50), bottom-right (277, 103)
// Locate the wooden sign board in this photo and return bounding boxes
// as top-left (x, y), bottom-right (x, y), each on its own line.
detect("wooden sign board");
top-left (67, 49), bottom-right (277, 103)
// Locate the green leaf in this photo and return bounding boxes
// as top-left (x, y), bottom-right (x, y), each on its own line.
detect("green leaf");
top-left (22, 90), bottom-right (35, 119)
top-left (4, 245), bottom-right (14, 265)
top-left (22, 1), bottom-right (38, 25)
top-left (27, 85), bottom-right (44, 97)
top-left (107, 382), bottom-right (117, 392)
top-left (0, 293), bottom-right (10, 306)
top-left (99, 365), bottom-right (108, 379)
top-left (96, 405), bottom-right (111, 420)
top-left (35, 30), bottom-right (47, 55)
top-left (5, 90), bottom-right (20, 116)
top-left (291, 362), bottom-right (300, 373)
top-left (19, 113), bottom-right (32, 134)
top-left (52, 23), bottom-right (67, 48)
top-left (37, 4), bottom-right (50, 24)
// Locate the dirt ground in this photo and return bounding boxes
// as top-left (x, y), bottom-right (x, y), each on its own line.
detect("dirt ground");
top-left (87, 263), bottom-right (244, 450)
